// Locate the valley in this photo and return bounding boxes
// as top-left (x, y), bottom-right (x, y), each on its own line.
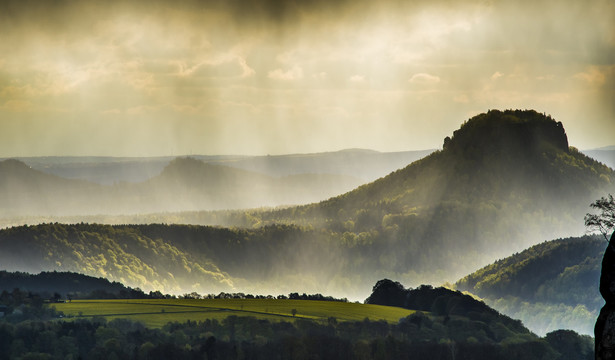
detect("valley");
top-left (0, 110), bottom-right (613, 357)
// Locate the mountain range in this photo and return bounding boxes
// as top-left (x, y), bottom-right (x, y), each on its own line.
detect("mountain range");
top-left (0, 109), bottom-right (613, 336)
top-left (0, 156), bottom-right (367, 217)
top-left (4, 149), bottom-right (432, 185)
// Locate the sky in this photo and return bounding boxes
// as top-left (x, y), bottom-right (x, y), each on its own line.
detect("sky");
top-left (0, 0), bottom-right (613, 156)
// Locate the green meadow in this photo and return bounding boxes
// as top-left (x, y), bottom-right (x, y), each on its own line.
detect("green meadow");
top-left (52, 299), bottom-right (415, 328)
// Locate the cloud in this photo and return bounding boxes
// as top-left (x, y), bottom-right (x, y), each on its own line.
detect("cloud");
top-left (491, 72), bottom-right (504, 80)
top-left (313, 72), bottom-right (327, 80)
top-left (0, 0), bottom-right (614, 155)
top-left (0, 99), bottom-right (33, 112)
top-left (177, 56), bottom-right (255, 79)
top-left (268, 66), bottom-right (304, 81)
top-left (409, 73), bottom-right (441, 84)
top-left (574, 66), bottom-right (608, 85)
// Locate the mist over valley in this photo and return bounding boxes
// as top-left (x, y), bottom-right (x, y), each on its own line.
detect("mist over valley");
top-left (1, 110), bottom-right (613, 338)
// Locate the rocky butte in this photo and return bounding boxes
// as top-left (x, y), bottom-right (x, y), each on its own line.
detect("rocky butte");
top-left (597, 231), bottom-right (615, 359)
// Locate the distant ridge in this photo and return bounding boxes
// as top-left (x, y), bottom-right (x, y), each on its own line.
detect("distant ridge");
top-left (585, 145), bottom-right (615, 151)
top-left (582, 148), bottom-right (615, 170)
top-left (6, 148), bottom-right (433, 185)
top-left (0, 156), bottom-right (366, 216)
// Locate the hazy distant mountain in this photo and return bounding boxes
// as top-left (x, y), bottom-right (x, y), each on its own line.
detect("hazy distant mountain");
top-left (0, 156), bottom-right (365, 216)
top-left (455, 235), bottom-right (604, 335)
top-left (582, 149), bottom-right (615, 170)
top-left (19, 156), bottom-right (175, 185)
top-left (590, 146), bottom-right (615, 151)
top-left (204, 149), bottom-right (434, 182)
top-left (0, 159), bottom-right (103, 217)
top-left (129, 157), bottom-right (366, 212)
top-left (8, 149), bottom-right (433, 186)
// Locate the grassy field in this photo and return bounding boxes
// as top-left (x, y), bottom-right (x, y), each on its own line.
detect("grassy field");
top-left (51, 299), bottom-right (415, 328)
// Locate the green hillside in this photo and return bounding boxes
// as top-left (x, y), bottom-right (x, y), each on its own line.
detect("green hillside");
top-left (455, 235), bottom-right (605, 335)
top-left (51, 299), bottom-right (414, 328)
top-left (0, 223), bottom-right (235, 294)
top-left (4, 292), bottom-right (593, 360)
top-left (251, 109), bottom-right (614, 277)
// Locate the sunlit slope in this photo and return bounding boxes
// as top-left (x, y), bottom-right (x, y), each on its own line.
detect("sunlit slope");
top-left (254, 109), bottom-right (614, 274)
top-left (0, 223), bottom-right (235, 294)
top-left (52, 299), bottom-right (415, 328)
top-left (0, 223), bottom-right (369, 296)
top-left (455, 234), bottom-right (605, 335)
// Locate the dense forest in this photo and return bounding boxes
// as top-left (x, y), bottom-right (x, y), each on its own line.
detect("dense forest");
top-left (0, 224), bottom-right (607, 337)
top-left (455, 235), bottom-right (605, 335)
top-left (0, 276), bottom-right (594, 360)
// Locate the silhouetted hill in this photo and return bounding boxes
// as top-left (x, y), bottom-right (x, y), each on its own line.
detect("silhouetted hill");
top-left (364, 279), bottom-right (594, 358)
top-left (314, 110), bottom-right (605, 217)
top-left (365, 279), bottom-right (529, 334)
top-left (456, 235), bottom-right (605, 335)
top-left (0, 270), bottom-right (140, 298)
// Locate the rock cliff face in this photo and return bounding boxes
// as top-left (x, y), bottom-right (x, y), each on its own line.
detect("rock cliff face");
top-left (596, 232), bottom-right (615, 359)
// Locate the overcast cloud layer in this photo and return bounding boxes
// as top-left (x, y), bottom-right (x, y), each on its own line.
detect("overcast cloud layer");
top-left (1, 0), bottom-right (613, 156)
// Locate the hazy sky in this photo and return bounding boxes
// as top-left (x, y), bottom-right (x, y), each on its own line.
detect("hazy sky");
top-left (1, 0), bottom-right (613, 156)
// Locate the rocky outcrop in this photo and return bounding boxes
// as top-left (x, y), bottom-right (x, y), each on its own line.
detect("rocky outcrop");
top-left (596, 232), bottom-right (615, 359)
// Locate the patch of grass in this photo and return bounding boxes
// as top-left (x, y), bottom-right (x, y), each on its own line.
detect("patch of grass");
top-left (52, 299), bottom-right (414, 328)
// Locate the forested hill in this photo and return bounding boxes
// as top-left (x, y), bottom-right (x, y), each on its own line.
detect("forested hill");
top-left (269, 110), bottom-right (610, 223)
top-left (455, 235), bottom-right (605, 335)
top-left (252, 109), bottom-right (614, 272)
top-left (365, 279), bottom-right (525, 333)
top-left (0, 270), bottom-right (141, 299)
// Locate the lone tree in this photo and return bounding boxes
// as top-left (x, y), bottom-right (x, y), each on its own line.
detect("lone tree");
top-left (585, 194), bottom-right (615, 241)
